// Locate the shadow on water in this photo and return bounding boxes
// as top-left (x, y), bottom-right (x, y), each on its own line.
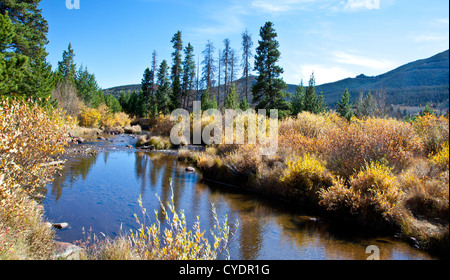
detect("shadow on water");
top-left (44, 142), bottom-right (438, 260)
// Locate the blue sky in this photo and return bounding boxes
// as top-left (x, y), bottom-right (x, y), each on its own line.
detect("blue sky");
top-left (39, 0), bottom-right (449, 89)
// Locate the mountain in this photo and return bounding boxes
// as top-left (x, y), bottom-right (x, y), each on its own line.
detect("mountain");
top-left (104, 49), bottom-right (449, 108)
top-left (314, 49), bottom-right (449, 107)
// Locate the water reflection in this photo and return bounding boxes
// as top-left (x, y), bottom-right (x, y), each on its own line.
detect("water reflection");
top-left (44, 149), bottom-right (437, 260)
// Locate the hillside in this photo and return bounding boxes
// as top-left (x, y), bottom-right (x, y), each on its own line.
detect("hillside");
top-left (315, 49), bottom-right (449, 107)
top-left (104, 49), bottom-right (449, 109)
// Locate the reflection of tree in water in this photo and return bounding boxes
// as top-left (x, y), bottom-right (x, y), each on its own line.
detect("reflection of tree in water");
top-left (134, 153), bottom-right (177, 223)
top-left (49, 152), bottom-right (100, 201)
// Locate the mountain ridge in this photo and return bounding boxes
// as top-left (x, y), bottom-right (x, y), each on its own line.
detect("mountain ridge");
top-left (104, 49), bottom-right (449, 108)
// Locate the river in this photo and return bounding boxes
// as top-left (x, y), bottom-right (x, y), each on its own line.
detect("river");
top-left (43, 134), bottom-right (437, 260)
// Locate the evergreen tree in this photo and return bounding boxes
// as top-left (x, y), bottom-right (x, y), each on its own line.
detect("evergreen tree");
top-left (0, 1), bottom-right (53, 102)
top-left (104, 94), bottom-right (122, 113)
top-left (355, 91), bottom-right (377, 118)
top-left (224, 83), bottom-right (239, 110)
top-left (155, 60), bottom-right (171, 115)
top-left (303, 73), bottom-right (325, 114)
top-left (337, 88), bottom-right (353, 120)
top-left (201, 87), bottom-right (211, 111)
top-left (0, 12), bottom-right (28, 97)
top-left (201, 40), bottom-right (216, 90)
top-left (74, 65), bottom-right (102, 107)
top-left (182, 43), bottom-right (196, 109)
top-left (221, 39), bottom-right (231, 97)
top-left (421, 103), bottom-right (435, 116)
top-left (57, 43), bottom-right (76, 82)
top-left (252, 22), bottom-right (290, 115)
top-left (239, 97), bottom-right (250, 111)
top-left (291, 82), bottom-right (305, 116)
top-left (141, 67), bottom-right (152, 112)
top-left (170, 31), bottom-right (183, 110)
top-left (241, 29), bottom-right (253, 101)
top-left (200, 87), bottom-right (217, 110)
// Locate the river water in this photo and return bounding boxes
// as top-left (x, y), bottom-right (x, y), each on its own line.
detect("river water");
top-left (43, 134), bottom-right (437, 260)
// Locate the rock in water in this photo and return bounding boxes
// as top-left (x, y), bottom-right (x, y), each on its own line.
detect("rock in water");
top-left (185, 167), bottom-right (195, 173)
top-left (52, 222), bottom-right (69, 230)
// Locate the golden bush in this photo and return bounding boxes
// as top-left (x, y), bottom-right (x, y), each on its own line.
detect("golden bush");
top-left (78, 107), bottom-right (101, 128)
top-left (114, 112), bottom-right (131, 128)
top-left (428, 141), bottom-right (449, 172)
top-left (319, 160), bottom-right (401, 224)
top-left (413, 114), bottom-right (449, 154)
top-left (325, 117), bottom-right (423, 177)
top-left (280, 153), bottom-right (333, 202)
top-left (1, 100), bottom-right (69, 193)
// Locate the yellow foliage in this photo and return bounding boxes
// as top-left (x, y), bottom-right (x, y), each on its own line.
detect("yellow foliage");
top-left (79, 107), bottom-right (101, 128)
top-left (319, 160), bottom-right (401, 223)
top-left (280, 153), bottom-right (333, 201)
top-left (428, 141), bottom-right (449, 171)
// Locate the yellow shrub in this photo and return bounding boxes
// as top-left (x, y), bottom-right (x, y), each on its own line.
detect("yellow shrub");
top-left (326, 117), bottom-right (423, 177)
top-left (149, 115), bottom-right (174, 137)
top-left (79, 107), bottom-right (101, 128)
top-left (114, 112), bottom-right (131, 127)
top-left (413, 114), bottom-right (449, 154)
top-left (428, 141), bottom-right (449, 171)
top-left (319, 160), bottom-right (401, 225)
top-left (1, 100), bottom-right (69, 192)
top-left (280, 153), bottom-right (333, 202)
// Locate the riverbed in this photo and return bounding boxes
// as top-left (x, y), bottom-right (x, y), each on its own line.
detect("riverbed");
top-left (43, 134), bottom-right (437, 260)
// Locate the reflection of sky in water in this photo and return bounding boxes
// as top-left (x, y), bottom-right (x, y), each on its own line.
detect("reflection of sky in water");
top-left (44, 149), bottom-right (437, 260)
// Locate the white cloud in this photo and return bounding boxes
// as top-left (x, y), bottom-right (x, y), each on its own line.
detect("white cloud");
top-left (332, 51), bottom-right (395, 70)
top-left (412, 35), bottom-right (449, 43)
top-left (284, 63), bottom-right (355, 85)
top-left (251, 0), bottom-right (316, 13)
top-left (344, 0), bottom-right (380, 11)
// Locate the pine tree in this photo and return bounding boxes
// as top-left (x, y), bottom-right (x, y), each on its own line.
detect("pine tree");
top-left (74, 65), bottom-right (102, 107)
top-left (0, 12), bottom-right (28, 97)
top-left (155, 60), bottom-right (171, 115)
top-left (239, 97), bottom-right (250, 111)
top-left (241, 29), bottom-right (253, 101)
top-left (224, 83), bottom-right (239, 110)
top-left (291, 82), bottom-right (305, 116)
top-left (57, 43), bottom-right (77, 82)
top-left (182, 43), bottom-right (196, 109)
top-left (303, 73), bottom-right (325, 114)
top-left (141, 67), bottom-right (152, 112)
top-left (0, 1), bottom-right (53, 102)
top-left (201, 40), bottom-right (216, 90)
top-left (421, 103), bottom-right (435, 116)
top-left (337, 88), bottom-right (353, 120)
top-left (170, 31), bottom-right (183, 110)
top-left (252, 22), bottom-right (289, 115)
top-left (201, 87), bottom-right (211, 111)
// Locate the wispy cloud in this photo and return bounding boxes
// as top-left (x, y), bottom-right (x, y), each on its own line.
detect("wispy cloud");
top-left (344, 0), bottom-right (380, 11)
top-left (251, 0), bottom-right (316, 13)
top-left (412, 35), bottom-right (449, 43)
top-left (332, 51), bottom-right (395, 70)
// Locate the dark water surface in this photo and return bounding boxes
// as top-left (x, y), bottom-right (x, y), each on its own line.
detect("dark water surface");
top-left (43, 135), bottom-right (437, 260)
